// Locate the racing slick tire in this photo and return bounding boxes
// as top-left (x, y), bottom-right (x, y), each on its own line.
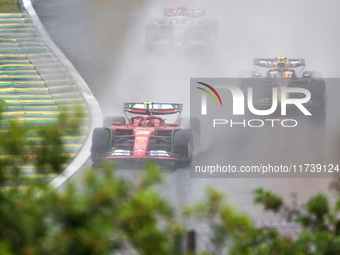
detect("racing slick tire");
top-left (310, 80), bottom-right (326, 115)
top-left (240, 78), bottom-right (255, 94)
top-left (240, 79), bottom-right (256, 116)
top-left (179, 117), bottom-right (200, 146)
top-left (91, 127), bottom-right (112, 164)
top-left (103, 116), bottom-right (126, 127)
top-left (145, 24), bottom-right (158, 34)
top-left (173, 129), bottom-right (193, 168)
top-left (145, 24), bottom-right (158, 52)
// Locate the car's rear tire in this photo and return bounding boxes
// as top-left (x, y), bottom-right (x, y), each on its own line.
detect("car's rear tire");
top-left (240, 79), bottom-right (256, 116)
top-left (103, 116), bottom-right (126, 127)
top-left (91, 127), bottom-right (112, 164)
top-left (173, 129), bottom-right (192, 168)
top-left (310, 80), bottom-right (326, 116)
top-left (311, 80), bottom-right (326, 108)
top-left (145, 24), bottom-right (158, 52)
top-left (240, 78), bottom-right (257, 92)
top-left (145, 24), bottom-right (158, 34)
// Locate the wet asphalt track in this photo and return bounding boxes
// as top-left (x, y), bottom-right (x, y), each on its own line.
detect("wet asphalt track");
top-left (32, 0), bottom-right (340, 221)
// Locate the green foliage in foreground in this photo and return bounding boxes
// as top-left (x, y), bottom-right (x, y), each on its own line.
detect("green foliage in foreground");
top-left (0, 101), bottom-right (84, 187)
top-left (0, 0), bottom-right (19, 12)
top-left (1, 102), bottom-right (340, 254)
top-left (0, 163), bottom-right (179, 255)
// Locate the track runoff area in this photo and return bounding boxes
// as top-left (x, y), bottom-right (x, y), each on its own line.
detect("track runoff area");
top-left (0, 12), bottom-right (88, 189)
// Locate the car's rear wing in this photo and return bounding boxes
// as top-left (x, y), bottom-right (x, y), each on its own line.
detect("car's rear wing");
top-left (164, 8), bottom-right (206, 17)
top-left (123, 102), bottom-right (183, 115)
top-left (254, 57), bottom-right (305, 69)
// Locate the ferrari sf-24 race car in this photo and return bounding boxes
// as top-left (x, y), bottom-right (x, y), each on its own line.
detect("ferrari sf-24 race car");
top-left (145, 7), bottom-right (218, 53)
top-left (241, 57), bottom-right (326, 115)
top-left (91, 102), bottom-right (197, 166)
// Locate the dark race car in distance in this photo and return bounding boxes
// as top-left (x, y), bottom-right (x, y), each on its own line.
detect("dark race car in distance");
top-left (145, 7), bottom-right (217, 54)
top-left (241, 57), bottom-right (326, 115)
top-left (91, 102), bottom-right (197, 167)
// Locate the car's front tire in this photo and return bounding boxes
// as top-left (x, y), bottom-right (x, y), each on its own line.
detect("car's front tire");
top-left (179, 117), bottom-right (200, 146)
top-left (91, 127), bottom-right (112, 164)
top-left (173, 129), bottom-right (192, 168)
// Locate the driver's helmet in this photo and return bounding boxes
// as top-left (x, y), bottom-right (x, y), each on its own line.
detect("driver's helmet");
top-left (268, 70), bottom-right (282, 78)
top-left (145, 119), bottom-right (154, 127)
top-left (132, 117), bottom-right (141, 126)
top-left (268, 69), bottom-right (295, 78)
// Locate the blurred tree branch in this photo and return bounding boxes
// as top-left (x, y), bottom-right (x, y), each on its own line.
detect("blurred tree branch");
top-left (1, 102), bottom-right (340, 254)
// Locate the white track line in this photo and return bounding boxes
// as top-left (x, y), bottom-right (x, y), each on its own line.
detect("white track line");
top-left (21, 0), bottom-right (103, 190)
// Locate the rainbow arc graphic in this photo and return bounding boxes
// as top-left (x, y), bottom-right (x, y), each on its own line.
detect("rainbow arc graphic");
top-left (196, 82), bottom-right (223, 106)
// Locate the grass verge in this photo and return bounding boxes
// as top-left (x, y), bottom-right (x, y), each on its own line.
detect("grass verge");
top-left (0, 0), bottom-right (19, 12)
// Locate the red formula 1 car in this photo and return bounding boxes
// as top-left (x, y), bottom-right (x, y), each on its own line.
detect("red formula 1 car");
top-left (91, 102), bottom-right (194, 166)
